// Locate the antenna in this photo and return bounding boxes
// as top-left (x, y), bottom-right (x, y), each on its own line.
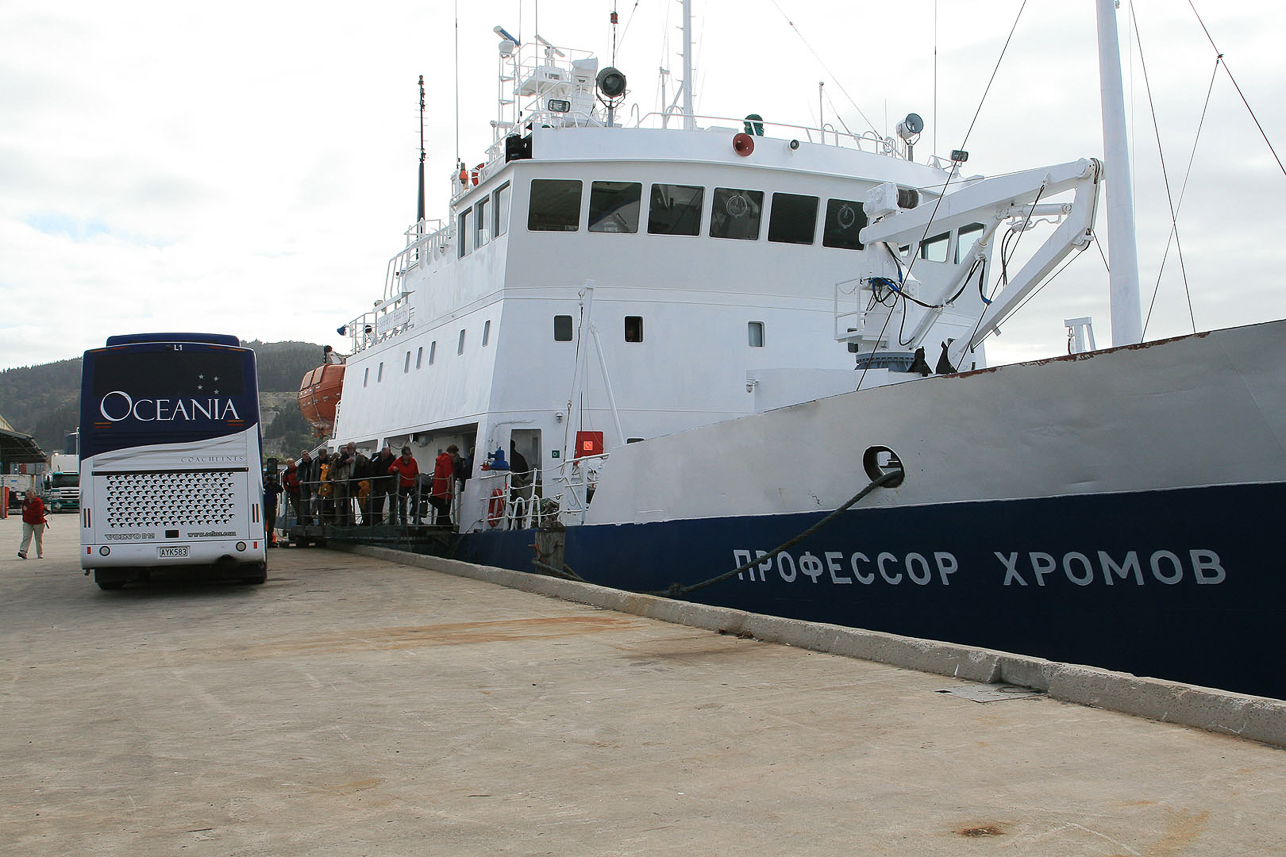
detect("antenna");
top-left (534, 34), bottom-right (566, 59)
top-left (681, 0), bottom-right (694, 129)
top-left (460, 0), bottom-right (465, 169)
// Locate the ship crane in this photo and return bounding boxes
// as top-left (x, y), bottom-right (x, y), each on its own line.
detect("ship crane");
top-left (859, 157), bottom-right (1102, 371)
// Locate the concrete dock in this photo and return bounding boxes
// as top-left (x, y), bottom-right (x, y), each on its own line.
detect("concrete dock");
top-left (3, 515), bottom-right (1285, 855)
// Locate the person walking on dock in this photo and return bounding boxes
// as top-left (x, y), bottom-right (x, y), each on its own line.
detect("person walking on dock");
top-left (17, 492), bottom-right (48, 559)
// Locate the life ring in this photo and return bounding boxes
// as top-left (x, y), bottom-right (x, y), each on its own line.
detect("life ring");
top-left (487, 487), bottom-right (506, 527)
top-left (471, 163), bottom-right (484, 186)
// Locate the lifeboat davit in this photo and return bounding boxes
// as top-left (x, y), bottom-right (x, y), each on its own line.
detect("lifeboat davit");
top-left (298, 356), bottom-right (345, 437)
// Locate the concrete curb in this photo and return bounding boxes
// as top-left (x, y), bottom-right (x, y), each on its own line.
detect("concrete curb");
top-left (332, 542), bottom-right (1286, 749)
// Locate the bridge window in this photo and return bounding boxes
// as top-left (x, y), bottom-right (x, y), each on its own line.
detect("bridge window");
top-left (482, 320), bottom-right (491, 346)
top-left (429, 341), bottom-right (436, 364)
top-left (710, 188), bottom-right (764, 241)
top-left (416, 346), bottom-right (423, 369)
top-left (748, 321), bottom-right (765, 347)
top-left (363, 368), bottom-right (369, 388)
top-left (494, 183), bottom-right (511, 237)
top-left (475, 197), bottom-right (490, 247)
top-left (822, 199), bottom-right (867, 250)
top-left (589, 181), bottom-right (642, 233)
top-left (528, 179), bottom-right (582, 231)
top-left (404, 351), bottom-right (411, 373)
top-left (768, 193), bottom-right (819, 244)
top-left (457, 329), bottom-right (466, 355)
top-left (625, 316), bottom-right (643, 342)
top-left (920, 231), bottom-right (950, 263)
top-left (956, 222), bottom-right (985, 263)
top-left (458, 208), bottom-right (471, 257)
top-left (647, 183), bottom-right (703, 235)
top-left (554, 315), bottom-right (574, 341)
top-left (377, 362), bottom-right (384, 383)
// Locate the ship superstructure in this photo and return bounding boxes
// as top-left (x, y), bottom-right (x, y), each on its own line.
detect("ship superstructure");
top-left (330, 31), bottom-right (1096, 533)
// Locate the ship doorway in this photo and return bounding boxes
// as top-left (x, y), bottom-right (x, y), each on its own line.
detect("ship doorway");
top-left (510, 429), bottom-right (541, 511)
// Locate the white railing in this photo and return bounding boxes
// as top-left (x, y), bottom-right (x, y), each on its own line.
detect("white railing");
top-left (472, 453), bottom-right (608, 531)
top-left (475, 467), bottom-right (542, 531)
top-left (547, 453), bottom-right (606, 528)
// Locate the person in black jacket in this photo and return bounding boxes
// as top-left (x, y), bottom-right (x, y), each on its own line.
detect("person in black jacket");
top-left (351, 451), bottom-right (374, 525)
top-left (370, 444), bottom-right (397, 525)
top-left (296, 450), bottom-right (316, 525)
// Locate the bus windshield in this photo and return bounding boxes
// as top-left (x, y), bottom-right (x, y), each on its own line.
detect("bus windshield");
top-left (80, 342), bottom-right (260, 460)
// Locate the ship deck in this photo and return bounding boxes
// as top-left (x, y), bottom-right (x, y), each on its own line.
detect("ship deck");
top-left (4, 516), bottom-right (1285, 854)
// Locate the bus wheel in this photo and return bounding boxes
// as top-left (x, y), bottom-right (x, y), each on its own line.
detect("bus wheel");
top-left (94, 571), bottom-right (125, 590)
top-left (242, 564), bottom-right (268, 585)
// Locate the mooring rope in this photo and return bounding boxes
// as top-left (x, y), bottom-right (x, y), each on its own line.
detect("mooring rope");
top-left (644, 469), bottom-right (902, 599)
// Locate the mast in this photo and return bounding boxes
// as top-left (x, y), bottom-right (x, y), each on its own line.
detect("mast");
top-left (1095, 0), bottom-right (1142, 345)
top-left (681, 0), bottom-right (694, 130)
top-left (417, 75), bottom-right (426, 228)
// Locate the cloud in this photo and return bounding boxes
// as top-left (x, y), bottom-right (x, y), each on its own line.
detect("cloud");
top-left (1, 0), bottom-right (1284, 375)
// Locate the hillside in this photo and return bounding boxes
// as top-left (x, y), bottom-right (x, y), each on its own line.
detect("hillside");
top-left (0, 340), bottom-right (328, 460)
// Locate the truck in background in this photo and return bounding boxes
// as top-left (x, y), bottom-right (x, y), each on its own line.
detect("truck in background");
top-left (2, 473), bottom-right (36, 514)
top-left (44, 452), bottom-right (80, 512)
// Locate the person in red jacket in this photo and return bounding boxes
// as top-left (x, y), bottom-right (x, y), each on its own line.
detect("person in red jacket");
top-left (429, 444), bottom-right (459, 525)
top-left (387, 446), bottom-right (419, 525)
top-left (18, 492), bottom-right (47, 559)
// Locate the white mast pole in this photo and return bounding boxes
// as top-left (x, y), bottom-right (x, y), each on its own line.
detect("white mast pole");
top-left (1095, 0), bottom-right (1143, 345)
top-left (682, 0), bottom-right (694, 130)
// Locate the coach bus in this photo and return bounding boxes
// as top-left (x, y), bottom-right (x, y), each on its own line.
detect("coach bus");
top-left (79, 333), bottom-right (267, 590)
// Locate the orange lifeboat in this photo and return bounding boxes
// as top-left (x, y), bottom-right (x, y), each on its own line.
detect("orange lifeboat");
top-left (298, 361), bottom-right (345, 437)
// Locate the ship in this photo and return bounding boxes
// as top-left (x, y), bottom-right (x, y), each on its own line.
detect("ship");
top-left (311, 2), bottom-right (1286, 700)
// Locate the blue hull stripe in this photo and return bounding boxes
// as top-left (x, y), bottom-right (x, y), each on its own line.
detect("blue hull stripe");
top-left (454, 482), bottom-right (1286, 700)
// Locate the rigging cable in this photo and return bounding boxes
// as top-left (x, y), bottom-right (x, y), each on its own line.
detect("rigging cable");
top-left (1143, 57), bottom-right (1219, 338)
top-left (1129, 2), bottom-right (1197, 335)
top-left (615, 0), bottom-right (641, 53)
top-left (997, 240), bottom-right (1094, 336)
top-left (764, 0), bottom-right (881, 137)
top-left (1187, 0), bottom-right (1286, 177)
top-left (900, 0), bottom-right (1028, 290)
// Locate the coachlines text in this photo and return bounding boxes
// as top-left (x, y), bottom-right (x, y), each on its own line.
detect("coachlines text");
top-left (99, 391), bottom-right (241, 423)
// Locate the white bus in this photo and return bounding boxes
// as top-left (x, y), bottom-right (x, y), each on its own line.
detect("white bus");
top-left (79, 333), bottom-right (267, 590)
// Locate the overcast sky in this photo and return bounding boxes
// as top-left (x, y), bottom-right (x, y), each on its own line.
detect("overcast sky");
top-left (2, 0), bottom-right (1284, 372)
